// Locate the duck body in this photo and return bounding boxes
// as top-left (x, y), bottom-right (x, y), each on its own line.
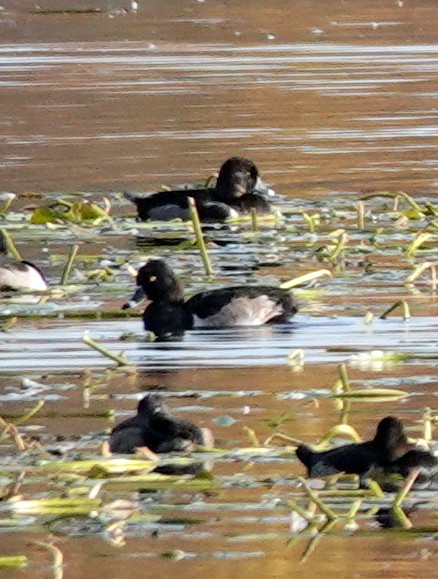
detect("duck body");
top-left (124, 157), bottom-right (275, 223)
top-left (186, 285), bottom-right (294, 328)
top-left (125, 187), bottom-right (238, 223)
top-left (109, 393), bottom-right (213, 454)
top-left (123, 259), bottom-right (297, 339)
top-left (0, 233), bottom-right (48, 292)
top-left (390, 448), bottom-right (438, 488)
top-left (296, 417), bottom-right (411, 484)
top-left (296, 441), bottom-right (385, 480)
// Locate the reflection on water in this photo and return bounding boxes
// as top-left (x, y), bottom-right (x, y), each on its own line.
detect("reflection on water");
top-left (0, 315), bottom-right (436, 370)
top-left (2, 4), bottom-right (438, 194)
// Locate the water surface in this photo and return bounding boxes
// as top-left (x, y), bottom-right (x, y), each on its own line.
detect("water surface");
top-left (0, 1), bottom-right (437, 577)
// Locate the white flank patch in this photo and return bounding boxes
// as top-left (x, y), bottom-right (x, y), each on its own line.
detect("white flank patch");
top-left (0, 264), bottom-right (47, 291)
top-left (193, 295), bottom-right (283, 328)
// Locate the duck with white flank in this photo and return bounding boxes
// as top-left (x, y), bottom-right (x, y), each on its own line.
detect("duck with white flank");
top-left (0, 231), bottom-right (48, 292)
top-left (123, 258), bottom-right (297, 339)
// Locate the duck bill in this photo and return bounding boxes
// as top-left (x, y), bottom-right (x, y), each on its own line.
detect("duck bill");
top-left (254, 176), bottom-right (276, 197)
top-left (122, 285), bottom-right (147, 309)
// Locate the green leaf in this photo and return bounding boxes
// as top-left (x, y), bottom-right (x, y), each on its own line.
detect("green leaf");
top-left (331, 388), bottom-right (408, 402)
top-left (0, 556), bottom-right (28, 569)
top-left (30, 205), bottom-right (67, 224)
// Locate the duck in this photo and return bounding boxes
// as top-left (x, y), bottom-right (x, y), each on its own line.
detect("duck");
top-left (109, 393), bottom-right (214, 454)
top-left (0, 231), bottom-right (48, 292)
top-left (122, 258), bottom-right (298, 339)
top-left (296, 416), bottom-right (428, 486)
top-left (297, 416), bottom-right (437, 487)
top-left (390, 447), bottom-right (438, 488)
top-left (124, 156), bottom-right (276, 223)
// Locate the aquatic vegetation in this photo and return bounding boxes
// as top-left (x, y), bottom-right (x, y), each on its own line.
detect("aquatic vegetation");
top-left (30, 200), bottom-right (111, 226)
top-left (0, 188), bottom-right (436, 572)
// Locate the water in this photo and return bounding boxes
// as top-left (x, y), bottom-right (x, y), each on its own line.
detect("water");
top-left (0, 1), bottom-right (437, 577)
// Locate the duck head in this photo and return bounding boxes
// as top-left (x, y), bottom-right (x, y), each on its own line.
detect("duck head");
top-left (137, 393), bottom-right (169, 417)
top-left (216, 157), bottom-right (260, 201)
top-left (123, 259), bottom-right (184, 309)
top-left (373, 416), bottom-right (407, 457)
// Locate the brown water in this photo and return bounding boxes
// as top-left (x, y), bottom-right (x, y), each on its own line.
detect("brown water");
top-left (0, 1), bottom-right (437, 577)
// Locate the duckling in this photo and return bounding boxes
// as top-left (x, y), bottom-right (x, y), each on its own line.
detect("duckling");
top-left (123, 258), bottom-right (297, 339)
top-left (0, 231), bottom-right (47, 292)
top-left (124, 156), bottom-right (276, 223)
top-left (109, 393), bottom-right (213, 454)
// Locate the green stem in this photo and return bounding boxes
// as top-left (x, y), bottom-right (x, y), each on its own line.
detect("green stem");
top-left (302, 212), bottom-right (315, 233)
top-left (339, 363), bottom-right (351, 392)
top-left (356, 201), bottom-right (365, 229)
top-left (298, 477), bottom-right (338, 521)
top-left (0, 229), bottom-right (22, 261)
top-left (14, 401), bottom-right (45, 425)
top-left (82, 333), bottom-right (131, 367)
top-left (61, 244), bottom-right (80, 285)
top-left (188, 197), bottom-right (213, 276)
top-left (250, 208), bottom-right (259, 232)
top-left (380, 300), bottom-right (411, 320)
top-left (393, 468), bottom-right (419, 508)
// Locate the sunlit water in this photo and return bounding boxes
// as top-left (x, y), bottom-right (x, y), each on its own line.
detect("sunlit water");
top-left (0, 1), bottom-right (437, 577)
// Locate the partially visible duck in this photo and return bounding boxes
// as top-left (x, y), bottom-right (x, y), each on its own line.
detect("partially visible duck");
top-left (122, 258), bottom-right (297, 339)
top-left (0, 231), bottom-right (48, 292)
top-left (109, 393), bottom-right (214, 454)
top-left (124, 156), bottom-right (276, 223)
top-left (390, 448), bottom-right (438, 488)
top-left (296, 417), bottom-right (410, 485)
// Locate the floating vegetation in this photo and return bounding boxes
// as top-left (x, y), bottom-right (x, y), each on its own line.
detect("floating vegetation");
top-left (0, 193), bottom-right (16, 217)
top-left (360, 191), bottom-right (428, 216)
top-left (280, 269), bottom-right (332, 290)
top-left (36, 458), bottom-right (157, 475)
top-left (0, 228), bottom-right (22, 261)
top-left (380, 300), bottom-right (411, 320)
top-left (0, 186), bottom-right (436, 574)
top-left (0, 556), bottom-right (28, 569)
top-left (404, 261), bottom-right (437, 289)
top-left (9, 497), bottom-right (102, 516)
top-left (315, 424), bottom-right (362, 446)
top-left (31, 200), bottom-right (111, 226)
top-left (82, 333), bottom-right (132, 367)
top-left (331, 388), bottom-right (408, 402)
top-left (405, 232), bottom-right (435, 258)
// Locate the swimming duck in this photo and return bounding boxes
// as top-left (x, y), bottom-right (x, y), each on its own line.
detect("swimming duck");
top-left (297, 416), bottom-right (438, 486)
top-left (123, 258), bottom-right (297, 339)
top-left (0, 231), bottom-right (48, 292)
top-left (109, 393), bottom-right (214, 454)
top-left (296, 417), bottom-right (412, 485)
top-left (390, 448), bottom-right (438, 488)
top-left (124, 156), bottom-right (276, 223)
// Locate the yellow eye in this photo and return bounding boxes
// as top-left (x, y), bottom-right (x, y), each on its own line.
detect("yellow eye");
top-left (149, 275), bottom-right (157, 282)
